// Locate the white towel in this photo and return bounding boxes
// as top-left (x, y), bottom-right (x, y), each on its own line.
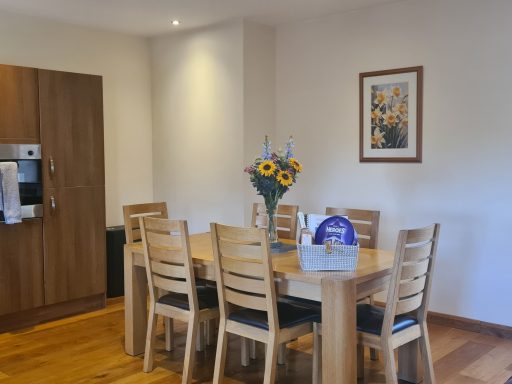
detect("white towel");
top-left (0, 162), bottom-right (22, 224)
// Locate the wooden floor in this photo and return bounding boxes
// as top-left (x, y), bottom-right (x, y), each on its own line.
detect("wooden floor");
top-left (1, 299), bottom-right (511, 383)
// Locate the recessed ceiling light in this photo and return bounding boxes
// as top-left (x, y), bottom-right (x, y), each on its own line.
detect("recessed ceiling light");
top-left (171, 20), bottom-right (181, 26)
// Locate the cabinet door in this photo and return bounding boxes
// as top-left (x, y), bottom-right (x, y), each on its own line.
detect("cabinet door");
top-left (0, 64), bottom-right (39, 143)
top-left (43, 186), bottom-right (106, 305)
top-left (39, 69), bottom-right (104, 188)
top-left (0, 219), bottom-right (44, 315)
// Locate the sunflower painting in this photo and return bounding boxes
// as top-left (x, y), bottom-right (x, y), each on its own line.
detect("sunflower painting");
top-left (371, 82), bottom-right (408, 149)
top-left (360, 66), bottom-right (423, 163)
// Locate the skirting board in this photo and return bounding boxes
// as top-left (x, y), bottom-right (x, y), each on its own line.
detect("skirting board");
top-left (427, 311), bottom-right (512, 340)
top-left (374, 301), bottom-right (512, 340)
top-left (0, 294), bottom-right (105, 333)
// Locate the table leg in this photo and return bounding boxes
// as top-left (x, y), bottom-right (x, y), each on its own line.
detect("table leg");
top-left (321, 277), bottom-right (357, 383)
top-left (124, 247), bottom-right (148, 356)
top-left (398, 338), bottom-right (423, 383)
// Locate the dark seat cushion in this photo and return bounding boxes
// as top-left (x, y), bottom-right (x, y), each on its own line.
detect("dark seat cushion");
top-left (228, 302), bottom-right (321, 330)
top-left (158, 285), bottom-right (218, 310)
top-left (357, 304), bottom-right (418, 336)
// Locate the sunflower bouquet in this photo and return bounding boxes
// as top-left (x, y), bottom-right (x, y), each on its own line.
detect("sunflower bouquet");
top-left (244, 136), bottom-right (302, 243)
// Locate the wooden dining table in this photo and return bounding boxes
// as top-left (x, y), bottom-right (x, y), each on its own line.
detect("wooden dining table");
top-left (124, 233), bottom-right (422, 383)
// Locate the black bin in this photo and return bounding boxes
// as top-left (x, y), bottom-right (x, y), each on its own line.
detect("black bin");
top-left (106, 225), bottom-right (126, 298)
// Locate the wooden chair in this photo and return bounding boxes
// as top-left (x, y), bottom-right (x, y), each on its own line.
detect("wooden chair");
top-left (326, 207), bottom-right (381, 360)
top-left (123, 202), bottom-right (178, 351)
top-left (123, 202), bottom-right (168, 243)
top-left (140, 217), bottom-right (219, 384)
top-left (245, 202), bottom-right (299, 365)
top-left (313, 223), bottom-right (441, 384)
top-left (252, 202), bottom-right (299, 240)
top-left (325, 207), bottom-right (380, 249)
top-left (210, 223), bottom-right (320, 384)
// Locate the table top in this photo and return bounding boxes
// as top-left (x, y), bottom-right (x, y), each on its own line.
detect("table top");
top-left (126, 232), bottom-right (395, 286)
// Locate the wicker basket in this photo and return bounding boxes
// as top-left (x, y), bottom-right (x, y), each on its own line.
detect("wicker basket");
top-left (297, 243), bottom-right (359, 271)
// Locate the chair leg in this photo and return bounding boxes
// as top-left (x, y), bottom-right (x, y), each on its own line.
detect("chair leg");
top-left (382, 340), bottom-right (398, 384)
top-left (206, 319), bottom-right (216, 346)
top-left (419, 323), bottom-right (436, 384)
top-left (368, 295), bottom-right (378, 361)
top-left (195, 321), bottom-right (205, 352)
top-left (357, 344), bottom-right (364, 379)
top-left (213, 320), bottom-right (229, 384)
top-left (263, 335), bottom-right (279, 384)
top-left (312, 323), bottom-right (322, 384)
top-left (241, 337), bottom-right (250, 367)
top-left (165, 317), bottom-right (174, 352)
top-left (250, 339), bottom-right (257, 359)
top-left (143, 307), bottom-right (158, 372)
top-left (182, 316), bottom-right (199, 384)
top-left (277, 343), bottom-right (286, 365)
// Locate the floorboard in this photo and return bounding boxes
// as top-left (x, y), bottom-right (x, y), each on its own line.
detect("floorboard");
top-left (0, 299), bottom-right (511, 383)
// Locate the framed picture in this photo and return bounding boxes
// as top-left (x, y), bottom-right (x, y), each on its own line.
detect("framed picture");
top-left (359, 66), bottom-right (423, 162)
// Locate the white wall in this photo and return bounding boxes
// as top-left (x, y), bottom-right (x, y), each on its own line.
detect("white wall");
top-left (151, 20), bottom-right (275, 233)
top-left (151, 20), bottom-right (246, 233)
top-left (276, 0), bottom-right (512, 326)
top-left (243, 21), bottom-right (276, 225)
top-left (0, 10), bottom-right (154, 226)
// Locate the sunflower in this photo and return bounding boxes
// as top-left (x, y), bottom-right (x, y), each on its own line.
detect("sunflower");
top-left (392, 86), bottom-right (401, 97)
top-left (289, 158), bottom-right (302, 172)
top-left (258, 160), bottom-right (276, 176)
top-left (276, 170), bottom-right (293, 187)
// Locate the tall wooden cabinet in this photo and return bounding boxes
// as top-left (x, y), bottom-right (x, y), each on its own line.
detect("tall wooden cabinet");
top-left (0, 64), bottom-right (106, 328)
top-left (39, 70), bottom-right (106, 305)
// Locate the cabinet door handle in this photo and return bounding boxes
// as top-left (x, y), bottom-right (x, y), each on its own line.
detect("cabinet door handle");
top-left (50, 196), bottom-right (56, 213)
top-left (49, 157), bottom-right (55, 177)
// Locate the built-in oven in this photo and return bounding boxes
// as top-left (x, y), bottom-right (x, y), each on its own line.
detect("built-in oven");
top-left (0, 144), bottom-right (43, 221)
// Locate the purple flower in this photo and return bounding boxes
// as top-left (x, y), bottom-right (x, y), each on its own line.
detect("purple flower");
top-left (284, 136), bottom-right (294, 159)
top-left (262, 135), bottom-right (272, 160)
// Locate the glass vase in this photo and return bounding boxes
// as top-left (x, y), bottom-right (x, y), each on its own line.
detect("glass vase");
top-left (265, 200), bottom-right (279, 244)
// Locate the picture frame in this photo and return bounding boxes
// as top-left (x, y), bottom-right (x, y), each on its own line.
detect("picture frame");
top-left (359, 66), bottom-right (423, 163)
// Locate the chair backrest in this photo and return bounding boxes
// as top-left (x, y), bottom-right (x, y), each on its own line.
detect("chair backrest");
top-left (382, 223), bottom-right (441, 337)
top-left (251, 203), bottom-right (299, 240)
top-left (210, 223), bottom-right (279, 331)
top-left (139, 217), bottom-right (198, 311)
top-left (123, 202), bottom-right (168, 243)
top-left (325, 207), bottom-right (380, 249)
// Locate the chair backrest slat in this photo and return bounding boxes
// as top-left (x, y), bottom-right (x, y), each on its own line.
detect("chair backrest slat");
top-left (251, 203), bottom-right (299, 240)
top-left (220, 257), bottom-right (265, 278)
top-left (146, 231), bottom-right (182, 248)
top-left (395, 292), bottom-right (424, 315)
top-left (225, 289), bottom-right (268, 311)
top-left (404, 242), bottom-right (433, 261)
top-left (401, 259), bottom-right (429, 280)
top-left (382, 223), bottom-right (440, 336)
top-left (211, 223), bottom-right (279, 331)
top-left (140, 217), bottom-right (198, 311)
top-left (219, 240), bottom-right (264, 260)
top-left (152, 274), bottom-right (189, 295)
top-left (151, 260), bottom-right (187, 279)
top-left (123, 202), bottom-right (168, 243)
top-left (325, 207), bottom-right (380, 249)
top-left (147, 246), bottom-right (184, 264)
top-left (222, 272), bottom-right (266, 295)
top-left (398, 275), bottom-right (426, 298)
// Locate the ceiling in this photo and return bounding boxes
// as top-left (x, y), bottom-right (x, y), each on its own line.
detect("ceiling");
top-left (0, 0), bottom-right (401, 37)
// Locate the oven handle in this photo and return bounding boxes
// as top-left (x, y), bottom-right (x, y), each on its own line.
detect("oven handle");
top-left (49, 156), bottom-right (55, 177)
top-left (50, 195), bottom-right (56, 213)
